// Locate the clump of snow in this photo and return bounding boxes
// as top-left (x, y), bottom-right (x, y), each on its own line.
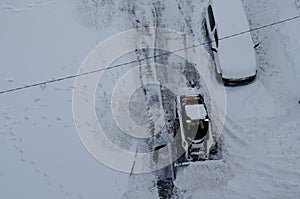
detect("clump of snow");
top-left (174, 160), bottom-right (234, 190)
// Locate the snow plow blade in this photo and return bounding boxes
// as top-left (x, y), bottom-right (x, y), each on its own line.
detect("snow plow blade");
top-left (174, 161), bottom-right (191, 167)
top-left (173, 137), bottom-right (224, 180)
top-left (174, 152), bottom-right (223, 168)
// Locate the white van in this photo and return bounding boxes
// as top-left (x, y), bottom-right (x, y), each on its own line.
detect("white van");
top-left (205, 0), bottom-right (258, 85)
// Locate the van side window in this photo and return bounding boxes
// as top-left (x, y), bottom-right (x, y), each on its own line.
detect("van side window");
top-left (214, 30), bottom-right (219, 47)
top-left (208, 5), bottom-right (215, 31)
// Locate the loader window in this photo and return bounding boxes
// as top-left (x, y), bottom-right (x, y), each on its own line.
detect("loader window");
top-left (194, 119), bottom-right (209, 140)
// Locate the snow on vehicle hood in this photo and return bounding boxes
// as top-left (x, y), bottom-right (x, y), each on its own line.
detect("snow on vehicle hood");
top-left (185, 104), bottom-right (207, 120)
top-left (218, 33), bottom-right (257, 79)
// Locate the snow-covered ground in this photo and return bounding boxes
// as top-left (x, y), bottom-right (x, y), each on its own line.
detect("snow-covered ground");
top-left (0, 1), bottom-right (129, 198)
top-left (1, 0), bottom-right (300, 198)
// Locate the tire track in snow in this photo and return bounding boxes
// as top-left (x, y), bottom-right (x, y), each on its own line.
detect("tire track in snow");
top-left (150, 1), bottom-right (181, 198)
top-left (175, 0), bottom-right (196, 38)
top-left (121, 1), bottom-right (163, 197)
top-left (121, 0), bottom-right (178, 198)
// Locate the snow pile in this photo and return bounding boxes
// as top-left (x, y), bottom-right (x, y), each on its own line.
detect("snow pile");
top-left (174, 160), bottom-right (234, 190)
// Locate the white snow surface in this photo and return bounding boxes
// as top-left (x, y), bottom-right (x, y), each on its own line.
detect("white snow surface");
top-left (213, 0), bottom-right (250, 36)
top-left (0, 0), bottom-right (300, 198)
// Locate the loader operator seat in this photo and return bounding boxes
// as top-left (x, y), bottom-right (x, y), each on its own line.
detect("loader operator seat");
top-left (195, 119), bottom-right (209, 140)
top-left (185, 118), bottom-right (208, 141)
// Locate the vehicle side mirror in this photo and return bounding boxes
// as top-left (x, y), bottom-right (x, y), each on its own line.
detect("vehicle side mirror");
top-left (211, 47), bottom-right (217, 52)
top-left (254, 42), bottom-right (260, 49)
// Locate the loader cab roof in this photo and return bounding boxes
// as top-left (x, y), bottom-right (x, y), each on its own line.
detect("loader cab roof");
top-left (185, 104), bottom-right (207, 120)
top-left (179, 95), bottom-right (208, 121)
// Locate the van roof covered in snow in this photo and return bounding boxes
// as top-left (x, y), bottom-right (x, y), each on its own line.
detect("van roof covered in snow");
top-left (211, 0), bottom-right (250, 37)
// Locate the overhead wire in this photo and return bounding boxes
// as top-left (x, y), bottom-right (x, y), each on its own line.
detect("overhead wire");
top-left (0, 14), bottom-right (299, 95)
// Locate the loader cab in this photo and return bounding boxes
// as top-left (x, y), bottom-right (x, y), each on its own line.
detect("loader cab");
top-left (181, 95), bottom-right (210, 141)
top-left (173, 94), bottom-right (217, 166)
